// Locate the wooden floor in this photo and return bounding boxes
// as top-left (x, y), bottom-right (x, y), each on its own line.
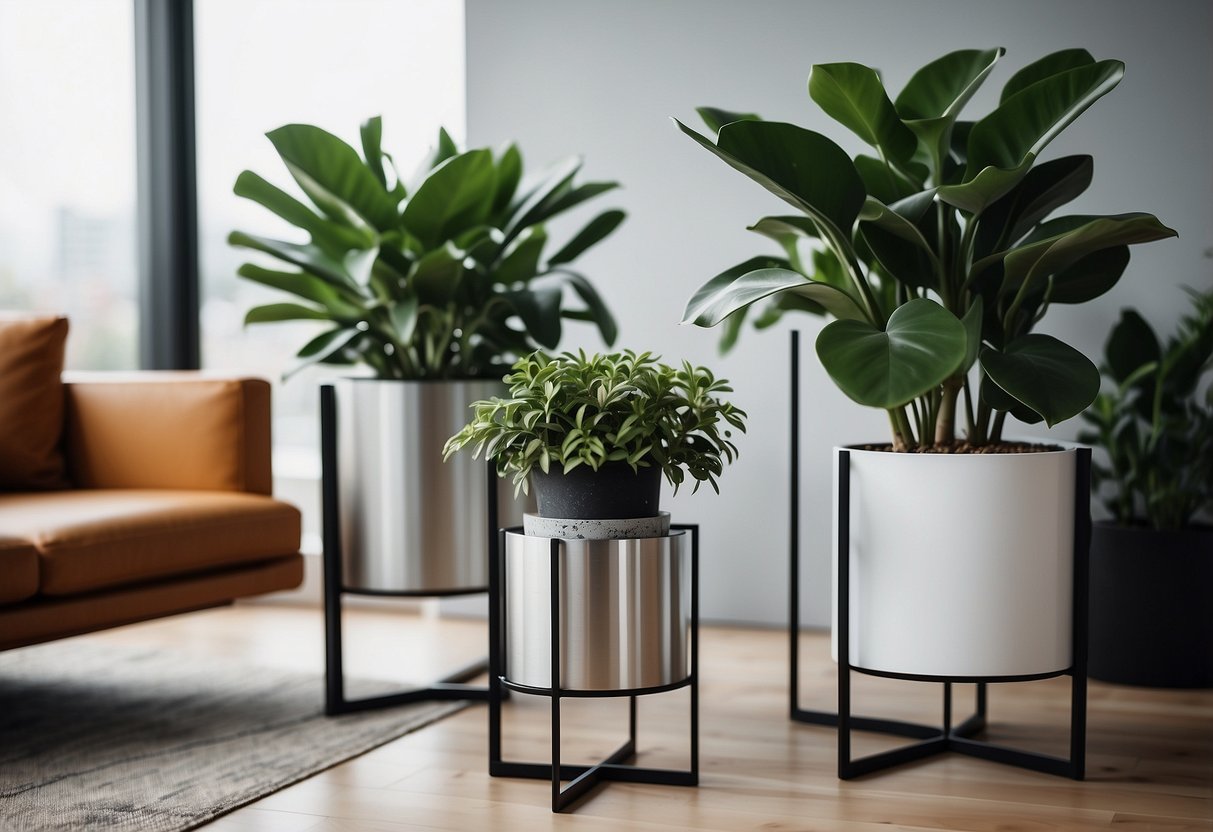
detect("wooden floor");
top-left (80, 603), bottom-right (1212, 831)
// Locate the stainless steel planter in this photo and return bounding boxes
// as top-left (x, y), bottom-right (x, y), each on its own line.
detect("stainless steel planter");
top-left (503, 530), bottom-right (691, 691)
top-left (336, 378), bottom-right (524, 593)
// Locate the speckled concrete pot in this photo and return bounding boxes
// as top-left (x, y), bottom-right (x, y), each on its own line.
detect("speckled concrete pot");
top-left (523, 511), bottom-right (671, 540)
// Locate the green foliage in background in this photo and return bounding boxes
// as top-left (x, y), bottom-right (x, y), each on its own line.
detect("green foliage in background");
top-left (443, 350), bottom-right (746, 496)
top-left (1080, 288), bottom-right (1213, 531)
top-left (678, 48), bottom-right (1177, 449)
top-left (230, 119), bottom-right (624, 379)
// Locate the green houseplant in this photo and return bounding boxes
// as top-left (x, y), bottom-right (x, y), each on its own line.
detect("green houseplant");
top-left (678, 48), bottom-right (1176, 450)
top-left (1079, 287), bottom-right (1212, 687)
top-left (443, 350), bottom-right (746, 519)
top-left (677, 48), bottom-right (1182, 713)
top-left (230, 118), bottom-right (624, 379)
top-left (229, 118), bottom-right (626, 594)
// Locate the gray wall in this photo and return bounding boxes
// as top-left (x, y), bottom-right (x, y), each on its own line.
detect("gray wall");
top-left (465, 0), bottom-right (1213, 626)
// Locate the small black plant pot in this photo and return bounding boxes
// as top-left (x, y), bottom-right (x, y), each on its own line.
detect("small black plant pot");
top-left (530, 462), bottom-right (662, 519)
top-left (1088, 521), bottom-right (1213, 688)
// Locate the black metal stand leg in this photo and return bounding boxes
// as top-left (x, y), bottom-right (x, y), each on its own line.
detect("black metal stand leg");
top-left (320, 384), bottom-right (493, 717)
top-left (489, 526), bottom-right (700, 813)
top-left (786, 335), bottom-right (1089, 780)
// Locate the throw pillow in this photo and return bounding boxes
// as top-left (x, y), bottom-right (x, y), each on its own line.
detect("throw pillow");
top-left (0, 315), bottom-right (70, 490)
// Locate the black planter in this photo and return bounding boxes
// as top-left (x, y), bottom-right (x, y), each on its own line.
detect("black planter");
top-left (1088, 521), bottom-right (1213, 688)
top-left (530, 462), bottom-right (662, 519)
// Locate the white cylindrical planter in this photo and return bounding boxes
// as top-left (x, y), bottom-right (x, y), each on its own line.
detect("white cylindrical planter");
top-left (833, 446), bottom-right (1077, 677)
top-left (503, 530), bottom-right (691, 691)
top-left (336, 378), bottom-right (526, 593)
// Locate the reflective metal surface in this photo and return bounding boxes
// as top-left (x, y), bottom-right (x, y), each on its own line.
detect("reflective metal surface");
top-left (503, 531), bottom-right (690, 691)
top-left (337, 379), bottom-right (525, 592)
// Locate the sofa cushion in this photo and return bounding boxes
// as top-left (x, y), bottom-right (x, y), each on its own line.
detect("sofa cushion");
top-left (0, 536), bottom-right (39, 605)
top-left (0, 315), bottom-right (70, 490)
top-left (0, 490), bottom-right (301, 596)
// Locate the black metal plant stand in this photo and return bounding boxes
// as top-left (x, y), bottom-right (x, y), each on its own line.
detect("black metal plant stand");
top-left (320, 383), bottom-right (496, 716)
top-left (488, 525), bottom-right (700, 813)
top-left (787, 331), bottom-right (1090, 779)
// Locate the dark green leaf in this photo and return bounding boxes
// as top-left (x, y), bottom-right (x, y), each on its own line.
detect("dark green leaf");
top-left (233, 171), bottom-right (373, 255)
top-left (683, 266), bottom-right (865, 327)
top-left (674, 118), bottom-right (866, 242)
top-left (548, 209), bottom-right (626, 266)
top-left (491, 143), bottom-right (523, 219)
top-left (236, 263), bottom-right (355, 309)
top-left (815, 298), bottom-right (967, 408)
top-left (228, 231), bottom-right (356, 290)
top-left (980, 372), bottom-right (1043, 424)
top-left (495, 228), bottom-right (547, 285)
top-left (266, 124), bottom-right (400, 230)
top-left (896, 48), bottom-right (1005, 121)
top-left (696, 106), bottom-right (760, 135)
top-left (560, 271), bottom-right (618, 345)
top-left (504, 287), bottom-right (563, 348)
top-left (391, 295), bottom-right (419, 345)
top-left (1105, 309), bottom-right (1160, 383)
top-left (286, 328), bottom-right (364, 380)
top-left (1000, 48), bottom-right (1095, 104)
top-left (980, 334), bottom-right (1100, 426)
top-left (1048, 245), bottom-right (1129, 304)
top-left (961, 295), bottom-right (984, 372)
top-left (410, 244), bottom-right (464, 305)
top-left (974, 155), bottom-right (1093, 256)
top-left (854, 155), bottom-right (919, 203)
top-left (360, 116), bottom-right (385, 188)
top-left (401, 149), bottom-right (496, 248)
top-left (808, 62), bottom-right (917, 163)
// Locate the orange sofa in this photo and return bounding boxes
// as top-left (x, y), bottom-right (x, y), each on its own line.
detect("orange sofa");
top-left (0, 373), bottom-right (304, 650)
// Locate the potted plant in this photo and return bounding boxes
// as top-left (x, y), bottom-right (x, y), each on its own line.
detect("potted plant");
top-left (444, 349), bottom-right (744, 690)
top-left (230, 118), bottom-right (625, 592)
top-left (675, 47), bottom-right (1177, 678)
top-left (1079, 288), bottom-right (1212, 687)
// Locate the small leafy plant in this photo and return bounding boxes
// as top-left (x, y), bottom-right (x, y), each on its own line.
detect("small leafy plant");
top-left (443, 351), bottom-right (746, 496)
top-left (677, 48), bottom-right (1177, 450)
top-left (230, 118), bottom-right (624, 379)
top-left (1079, 288), bottom-right (1213, 531)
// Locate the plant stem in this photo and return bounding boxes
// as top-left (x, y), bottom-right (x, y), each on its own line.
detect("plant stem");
top-left (962, 378), bottom-right (976, 438)
top-left (935, 378), bottom-right (963, 446)
top-left (990, 409), bottom-right (1007, 443)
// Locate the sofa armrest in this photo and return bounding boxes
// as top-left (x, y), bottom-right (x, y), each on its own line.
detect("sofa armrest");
top-left (63, 373), bottom-right (273, 494)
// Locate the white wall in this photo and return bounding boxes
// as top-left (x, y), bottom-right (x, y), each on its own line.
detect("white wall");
top-left (465, 0), bottom-right (1213, 626)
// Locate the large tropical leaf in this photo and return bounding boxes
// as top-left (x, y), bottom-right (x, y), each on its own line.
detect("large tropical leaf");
top-left (494, 227), bottom-right (547, 285)
top-left (410, 244), bottom-right (464, 305)
top-left (1001, 212), bottom-right (1176, 293)
top-left (675, 118), bottom-right (865, 245)
top-left (503, 286), bottom-right (563, 348)
top-left (683, 265), bottom-right (865, 328)
top-left (1000, 48), bottom-right (1094, 103)
top-left (401, 149), bottom-right (496, 249)
top-left (815, 298), bottom-right (966, 408)
top-left (236, 263), bottom-right (358, 311)
top-left (808, 62), bottom-right (917, 163)
top-left (938, 60), bottom-right (1124, 213)
top-left (853, 155), bottom-right (921, 203)
top-left (244, 302), bottom-right (333, 324)
top-left (548, 209), bottom-right (626, 266)
top-left (360, 116), bottom-right (386, 188)
top-left (1047, 245), bottom-right (1130, 304)
top-left (228, 231), bottom-right (356, 291)
top-left (491, 143), bottom-right (523, 219)
top-left (266, 124), bottom-right (400, 231)
top-left (980, 334), bottom-right (1100, 426)
top-left (973, 154), bottom-right (1093, 256)
top-left (233, 172), bottom-right (372, 256)
top-left (502, 156), bottom-right (582, 238)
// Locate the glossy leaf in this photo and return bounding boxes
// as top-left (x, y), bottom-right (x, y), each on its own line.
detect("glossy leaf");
top-left (549, 209), bottom-right (626, 266)
top-left (491, 143), bottom-right (523, 219)
top-left (267, 124), bottom-right (400, 230)
top-left (816, 298), bottom-right (966, 408)
top-left (683, 266), bottom-right (865, 328)
top-left (981, 334), bottom-right (1100, 426)
top-left (974, 155), bottom-right (1093, 256)
top-left (675, 118), bottom-right (865, 241)
top-left (233, 171), bottom-right (372, 255)
top-left (1048, 245), bottom-right (1130, 304)
top-left (1000, 48), bottom-right (1094, 103)
top-left (696, 106), bottom-right (760, 135)
top-left (809, 62), bottom-right (916, 163)
top-left (961, 295), bottom-right (984, 372)
top-left (228, 231), bottom-right (355, 290)
top-left (360, 116), bottom-right (386, 188)
top-left (504, 287), bottom-right (563, 348)
top-left (495, 228), bottom-right (547, 285)
top-left (237, 263), bottom-right (354, 310)
top-left (401, 149), bottom-right (496, 248)
top-left (410, 245), bottom-right (464, 305)
top-left (980, 373), bottom-right (1043, 424)
top-left (1002, 212), bottom-right (1177, 294)
top-left (853, 155), bottom-right (919, 203)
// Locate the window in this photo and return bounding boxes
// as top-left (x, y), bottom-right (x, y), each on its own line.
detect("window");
top-left (0, 0), bottom-right (138, 369)
top-left (195, 0), bottom-right (466, 548)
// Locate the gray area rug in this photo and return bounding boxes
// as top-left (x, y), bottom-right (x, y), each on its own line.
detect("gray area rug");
top-left (0, 642), bottom-right (466, 831)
